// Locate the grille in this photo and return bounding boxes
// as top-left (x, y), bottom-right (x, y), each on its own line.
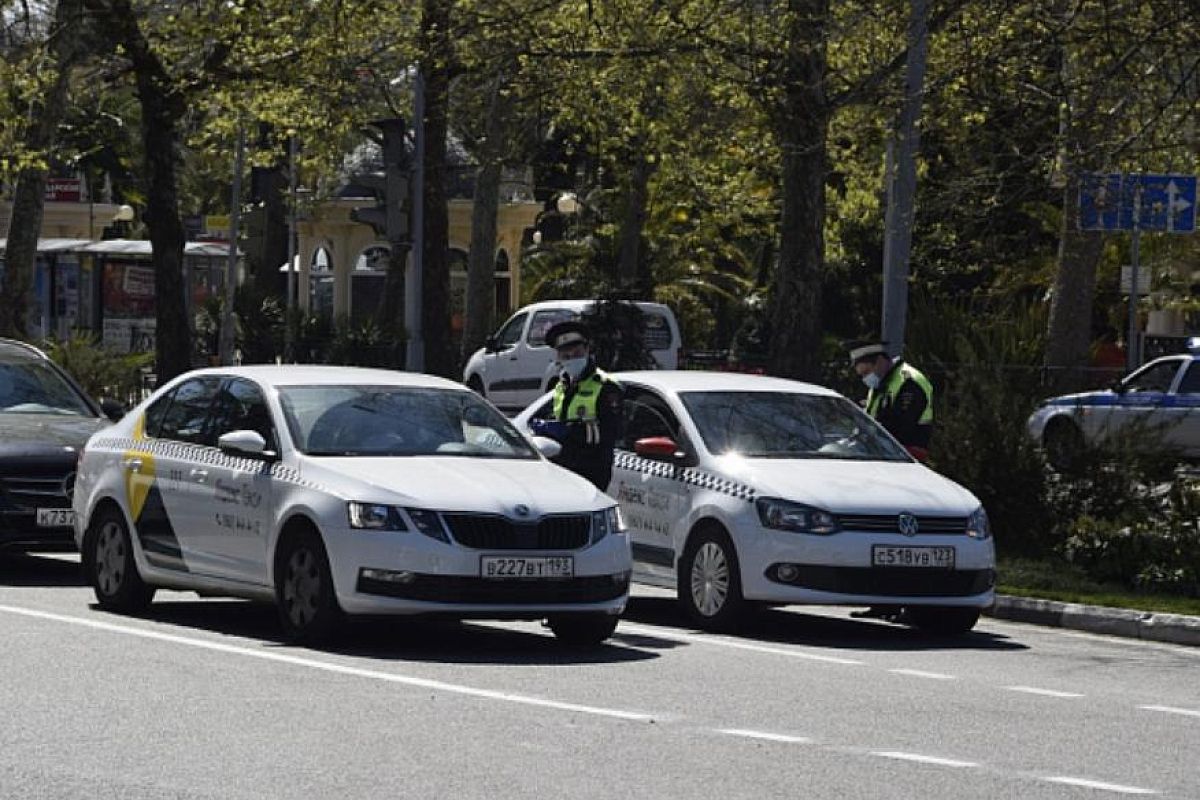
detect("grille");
top-left (443, 513), bottom-right (591, 550)
top-left (0, 474), bottom-right (72, 511)
top-left (357, 573), bottom-right (628, 604)
top-left (771, 564), bottom-right (994, 597)
top-left (838, 515), bottom-right (968, 535)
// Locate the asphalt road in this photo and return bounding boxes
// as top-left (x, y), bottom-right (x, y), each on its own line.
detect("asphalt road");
top-left (2, 552), bottom-right (1198, 799)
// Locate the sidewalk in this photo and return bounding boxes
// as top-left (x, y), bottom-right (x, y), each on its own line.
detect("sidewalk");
top-left (988, 594), bottom-right (1200, 647)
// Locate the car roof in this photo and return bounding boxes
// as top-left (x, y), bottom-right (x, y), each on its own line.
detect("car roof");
top-left (610, 370), bottom-right (842, 397)
top-left (518, 299), bottom-right (673, 314)
top-left (0, 338), bottom-right (50, 362)
top-left (175, 365), bottom-right (468, 390)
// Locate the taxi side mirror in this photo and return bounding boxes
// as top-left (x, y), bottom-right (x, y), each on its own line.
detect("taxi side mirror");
top-left (635, 436), bottom-right (684, 463)
top-left (218, 430), bottom-right (277, 461)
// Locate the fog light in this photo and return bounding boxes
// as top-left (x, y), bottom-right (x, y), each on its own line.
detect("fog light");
top-left (776, 564), bottom-right (799, 582)
top-left (360, 568), bottom-right (415, 584)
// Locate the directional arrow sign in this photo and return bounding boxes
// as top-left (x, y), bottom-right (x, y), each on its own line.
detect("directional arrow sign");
top-left (1084, 173), bottom-right (1198, 233)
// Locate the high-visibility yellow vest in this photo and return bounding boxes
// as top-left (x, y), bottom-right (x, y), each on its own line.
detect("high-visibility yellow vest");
top-left (553, 370), bottom-right (618, 421)
top-left (867, 361), bottom-right (934, 423)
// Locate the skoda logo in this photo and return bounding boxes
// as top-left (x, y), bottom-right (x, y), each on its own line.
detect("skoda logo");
top-left (514, 504), bottom-right (530, 518)
top-left (897, 512), bottom-right (919, 537)
top-left (62, 472), bottom-right (77, 501)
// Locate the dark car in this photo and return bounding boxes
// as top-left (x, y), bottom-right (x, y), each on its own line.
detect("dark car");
top-left (0, 339), bottom-right (121, 552)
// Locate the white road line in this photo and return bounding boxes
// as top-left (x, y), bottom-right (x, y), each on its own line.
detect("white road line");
top-left (872, 751), bottom-right (978, 769)
top-left (887, 668), bottom-right (956, 680)
top-left (1004, 685), bottom-right (1084, 698)
top-left (1138, 704), bottom-right (1200, 719)
top-left (718, 729), bottom-right (812, 744)
top-left (0, 604), bottom-right (657, 723)
top-left (1043, 776), bottom-right (1159, 795)
top-left (618, 622), bottom-right (865, 665)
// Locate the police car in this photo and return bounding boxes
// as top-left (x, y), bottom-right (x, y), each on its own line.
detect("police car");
top-left (1027, 339), bottom-right (1200, 469)
top-left (73, 366), bottom-right (630, 645)
top-left (516, 372), bottom-right (995, 634)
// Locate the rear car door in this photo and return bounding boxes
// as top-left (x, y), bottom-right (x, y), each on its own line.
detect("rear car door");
top-left (193, 377), bottom-right (276, 586)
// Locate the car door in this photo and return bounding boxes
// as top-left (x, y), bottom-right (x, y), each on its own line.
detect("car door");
top-left (1162, 361), bottom-right (1200, 457)
top-left (611, 385), bottom-right (692, 584)
top-left (482, 311), bottom-right (528, 409)
top-left (1107, 358), bottom-right (1185, 447)
top-left (193, 377), bottom-right (276, 586)
top-left (134, 376), bottom-right (222, 573)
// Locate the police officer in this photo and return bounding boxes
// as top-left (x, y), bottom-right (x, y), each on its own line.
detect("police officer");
top-left (529, 320), bottom-right (624, 490)
top-left (848, 340), bottom-right (934, 462)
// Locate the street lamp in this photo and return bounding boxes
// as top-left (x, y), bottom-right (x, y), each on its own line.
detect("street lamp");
top-left (555, 192), bottom-right (583, 215)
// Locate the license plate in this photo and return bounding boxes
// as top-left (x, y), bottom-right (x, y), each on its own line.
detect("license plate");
top-left (36, 508), bottom-right (75, 528)
top-left (872, 545), bottom-right (954, 569)
top-left (481, 556), bottom-right (574, 579)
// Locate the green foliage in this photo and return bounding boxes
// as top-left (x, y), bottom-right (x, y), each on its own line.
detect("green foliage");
top-left (42, 333), bottom-right (153, 405)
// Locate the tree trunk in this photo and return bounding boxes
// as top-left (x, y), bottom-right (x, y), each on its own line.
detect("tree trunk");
top-left (462, 159), bottom-right (501, 366)
top-left (0, 0), bottom-right (81, 339)
top-left (420, 0), bottom-right (453, 378)
top-left (617, 148), bottom-right (654, 297)
top-left (88, 0), bottom-right (190, 381)
top-left (767, 7), bottom-right (829, 382)
top-left (1045, 174), bottom-right (1103, 391)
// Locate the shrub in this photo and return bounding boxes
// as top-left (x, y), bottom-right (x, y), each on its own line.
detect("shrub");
top-left (43, 333), bottom-right (154, 406)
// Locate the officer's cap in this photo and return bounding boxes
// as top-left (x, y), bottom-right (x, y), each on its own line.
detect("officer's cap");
top-left (545, 320), bottom-right (591, 351)
top-left (846, 339), bottom-right (888, 365)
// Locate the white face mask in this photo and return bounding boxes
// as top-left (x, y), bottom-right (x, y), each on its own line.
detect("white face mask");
top-left (862, 373), bottom-right (881, 391)
top-left (559, 356), bottom-right (588, 381)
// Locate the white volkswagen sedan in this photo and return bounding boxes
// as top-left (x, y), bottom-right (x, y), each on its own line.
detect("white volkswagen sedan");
top-left (73, 366), bottom-right (630, 645)
top-left (516, 372), bottom-right (995, 634)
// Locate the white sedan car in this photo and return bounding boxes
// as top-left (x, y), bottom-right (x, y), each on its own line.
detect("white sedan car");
top-left (516, 372), bottom-right (995, 634)
top-left (73, 366), bottom-right (630, 645)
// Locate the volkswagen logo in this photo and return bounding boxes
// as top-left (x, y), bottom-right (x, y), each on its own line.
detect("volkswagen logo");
top-left (897, 512), bottom-right (919, 537)
top-left (514, 504), bottom-right (530, 518)
top-left (61, 471), bottom-right (77, 501)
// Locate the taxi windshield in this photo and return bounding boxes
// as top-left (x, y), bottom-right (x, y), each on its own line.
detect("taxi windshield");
top-left (0, 360), bottom-right (93, 416)
top-left (680, 390), bottom-right (910, 461)
top-left (279, 385), bottom-right (538, 458)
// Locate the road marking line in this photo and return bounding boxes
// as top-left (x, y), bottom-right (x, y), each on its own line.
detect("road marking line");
top-left (718, 729), bottom-right (812, 744)
top-left (0, 604), bottom-right (657, 723)
top-left (618, 622), bottom-right (864, 665)
top-left (1138, 704), bottom-right (1200, 719)
top-left (1004, 685), bottom-right (1084, 698)
top-left (1043, 777), bottom-right (1158, 795)
top-left (872, 751), bottom-right (978, 769)
top-left (887, 668), bottom-right (956, 680)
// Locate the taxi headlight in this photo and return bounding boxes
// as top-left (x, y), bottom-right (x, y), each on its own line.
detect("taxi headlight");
top-left (591, 505), bottom-right (625, 544)
top-left (405, 508), bottom-right (451, 543)
top-left (966, 506), bottom-right (991, 540)
top-left (755, 497), bottom-right (839, 535)
top-left (347, 502), bottom-right (407, 531)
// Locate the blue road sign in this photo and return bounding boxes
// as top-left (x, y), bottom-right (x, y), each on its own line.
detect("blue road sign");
top-left (1080, 173), bottom-right (1197, 233)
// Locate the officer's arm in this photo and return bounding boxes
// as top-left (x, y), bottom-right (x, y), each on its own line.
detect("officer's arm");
top-left (597, 383), bottom-right (624, 447)
top-left (891, 379), bottom-right (931, 448)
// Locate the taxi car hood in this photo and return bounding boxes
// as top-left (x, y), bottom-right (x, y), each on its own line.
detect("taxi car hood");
top-left (0, 414), bottom-right (108, 452)
top-left (301, 456), bottom-right (612, 515)
top-left (718, 457), bottom-right (980, 516)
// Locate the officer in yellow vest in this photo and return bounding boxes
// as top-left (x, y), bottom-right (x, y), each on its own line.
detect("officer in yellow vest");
top-left (530, 320), bottom-right (624, 490)
top-left (849, 341), bottom-right (934, 462)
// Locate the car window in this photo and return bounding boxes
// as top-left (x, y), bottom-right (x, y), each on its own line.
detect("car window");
top-left (528, 309), bottom-right (577, 347)
top-left (680, 390), bottom-right (909, 461)
top-left (209, 378), bottom-right (276, 450)
top-left (494, 313), bottom-right (527, 348)
top-left (1122, 360), bottom-right (1182, 394)
top-left (618, 387), bottom-right (681, 450)
top-left (1179, 363), bottom-right (1200, 394)
top-left (0, 358), bottom-right (93, 416)
top-left (279, 385), bottom-right (538, 458)
top-left (156, 377), bottom-right (222, 445)
top-left (143, 389), bottom-right (175, 437)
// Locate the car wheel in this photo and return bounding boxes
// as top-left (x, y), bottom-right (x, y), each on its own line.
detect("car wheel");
top-left (467, 375), bottom-right (485, 397)
top-left (546, 613), bottom-right (619, 645)
top-left (907, 606), bottom-right (980, 635)
top-left (86, 506), bottom-right (155, 613)
top-left (678, 525), bottom-right (744, 631)
top-left (276, 529), bottom-right (343, 645)
top-left (1044, 419), bottom-right (1084, 472)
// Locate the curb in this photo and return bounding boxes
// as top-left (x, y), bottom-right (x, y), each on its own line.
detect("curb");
top-left (986, 594), bottom-right (1200, 647)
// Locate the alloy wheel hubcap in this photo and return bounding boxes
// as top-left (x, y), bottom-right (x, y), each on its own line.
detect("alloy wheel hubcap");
top-left (691, 542), bottom-right (729, 617)
top-left (94, 521), bottom-right (125, 596)
top-left (283, 549), bottom-right (320, 627)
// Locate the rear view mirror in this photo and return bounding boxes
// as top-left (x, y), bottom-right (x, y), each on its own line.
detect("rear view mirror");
top-left (484, 336), bottom-right (499, 353)
top-left (635, 436), bottom-right (682, 462)
top-left (531, 435), bottom-right (562, 459)
top-left (99, 398), bottom-right (126, 422)
top-left (218, 429), bottom-right (275, 460)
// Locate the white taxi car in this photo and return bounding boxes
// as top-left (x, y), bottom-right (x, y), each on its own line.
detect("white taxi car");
top-left (516, 372), bottom-right (995, 634)
top-left (73, 366), bottom-right (630, 645)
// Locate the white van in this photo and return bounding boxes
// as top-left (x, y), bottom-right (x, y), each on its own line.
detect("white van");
top-left (463, 300), bottom-right (682, 412)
